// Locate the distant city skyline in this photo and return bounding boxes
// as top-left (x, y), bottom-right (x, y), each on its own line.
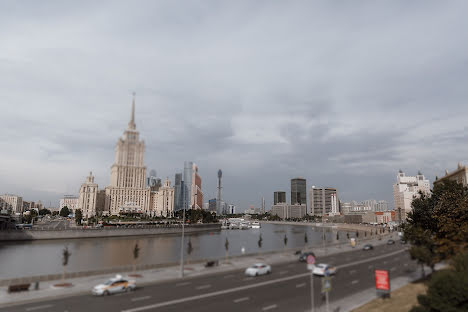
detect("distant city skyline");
top-left (2, 1), bottom-right (468, 210)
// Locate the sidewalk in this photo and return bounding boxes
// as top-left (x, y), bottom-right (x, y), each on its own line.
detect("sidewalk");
top-left (0, 233), bottom-right (395, 308)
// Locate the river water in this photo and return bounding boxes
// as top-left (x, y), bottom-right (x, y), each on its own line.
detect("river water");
top-left (0, 223), bottom-right (348, 279)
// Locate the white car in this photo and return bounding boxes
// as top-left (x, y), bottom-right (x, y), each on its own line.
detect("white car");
top-left (245, 263), bottom-right (272, 276)
top-left (92, 275), bottom-right (136, 296)
top-left (312, 264), bottom-right (337, 276)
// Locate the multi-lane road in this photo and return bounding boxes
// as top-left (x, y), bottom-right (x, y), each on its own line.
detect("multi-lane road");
top-left (2, 242), bottom-right (416, 312)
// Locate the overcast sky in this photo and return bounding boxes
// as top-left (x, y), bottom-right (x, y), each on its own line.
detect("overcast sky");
top-left (1, 1), bottom-right (468, 210)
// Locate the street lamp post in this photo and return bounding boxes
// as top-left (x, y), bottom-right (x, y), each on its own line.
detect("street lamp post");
top-left (179, 203), bottom-right (186, 278)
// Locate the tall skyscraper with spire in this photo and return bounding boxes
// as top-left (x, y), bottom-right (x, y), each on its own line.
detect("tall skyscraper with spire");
top-left (104, 95), bottom-right (151, 215)
top-left (77, 95), bottom-right (174, 217)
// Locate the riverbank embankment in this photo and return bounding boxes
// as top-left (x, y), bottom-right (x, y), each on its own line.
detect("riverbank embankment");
top-left (0, 223), bottom-right (221, 241)
top-left (262, 220), bottom-right (384, 233)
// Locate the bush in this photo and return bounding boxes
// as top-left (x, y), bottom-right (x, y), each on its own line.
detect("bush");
top-left (411, 251), bottom-right (468, 312)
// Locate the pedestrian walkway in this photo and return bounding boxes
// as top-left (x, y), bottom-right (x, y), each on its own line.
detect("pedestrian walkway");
top-left (0, 233), bottom-right (395, 308)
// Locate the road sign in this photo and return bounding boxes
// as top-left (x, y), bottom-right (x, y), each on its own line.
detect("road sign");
top-left (306, 254), bottom-right (316, 271)
top-left (375, 270), bottom-right (390, 291)
top-left (322, 276), bottom-right (332, 292)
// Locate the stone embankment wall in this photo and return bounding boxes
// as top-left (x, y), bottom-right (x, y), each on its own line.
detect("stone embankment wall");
top-left (262, 220), bottom-right (387, 233)
top-left (0, 223), bottom-right (221, 241)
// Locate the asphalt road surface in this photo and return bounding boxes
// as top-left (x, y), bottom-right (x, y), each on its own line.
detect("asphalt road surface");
top-left (2, 242), bottom-right (416, 312)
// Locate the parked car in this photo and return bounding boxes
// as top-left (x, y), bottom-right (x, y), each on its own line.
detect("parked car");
top-left (244, 263), bottom-right (271, 276)
top-left (387, 239), bottom-right (395, 245)
top-left (362, 244), bottom-right (374, 250)
top-left (92, 275), bottom-right (136, 296)
top-left (299, 252), bottom-right (316, 262)
top-left (400, 239), bottom-right (407, 244)
top-left (312, 264), bottom-right (337, 276)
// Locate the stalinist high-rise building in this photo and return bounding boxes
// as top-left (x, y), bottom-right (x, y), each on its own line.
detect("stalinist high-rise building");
top-left (105, 95), bottom-right (152, 215)
top-left (78, 95), bottom-right (174, 217)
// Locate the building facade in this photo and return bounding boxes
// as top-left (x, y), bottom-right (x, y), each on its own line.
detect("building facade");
top-left (291, 178), bottom-right (307, 207)
top-left (0, 194), bottom-right (23, 214)
top-left (274, 191), bottom-right (286, 205)
top-left (191, 163), bottom-right (203, 209)
top-left (59, 195), bottom-right (79, 212)
top-left (309, 187), bottom-right (339, 216)
top-left (434, 163), bottom-right (468, 187)
top-left (149, 177), bottom-right (174, 217)
top-left (393, 170), bottom-right (430, 219)
top-left (78, 172), bottom-right (99, 218)
top-left (270, 204), bottom-right (307, 219)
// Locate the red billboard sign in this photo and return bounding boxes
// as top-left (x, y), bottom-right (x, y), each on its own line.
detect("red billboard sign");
top-left (375, 270), bottom-right (390, 291)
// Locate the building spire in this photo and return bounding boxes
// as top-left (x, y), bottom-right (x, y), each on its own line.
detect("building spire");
top-left (128, 92), bottom-right (136, 130)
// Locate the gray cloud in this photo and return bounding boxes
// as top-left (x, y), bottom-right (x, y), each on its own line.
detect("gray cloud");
top-left (1, 1), bottom-right (468, 209)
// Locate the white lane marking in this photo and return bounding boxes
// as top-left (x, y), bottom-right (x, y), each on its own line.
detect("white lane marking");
top-left (26, 305), bottom-right (54, 311)
top-left (176, 282), bottom-right (191, 287)
top-left (296, 283), bottom-right (306, 288)
top-left (122, 248), bottom-right (407, 312)
top-left (263, 304), bottom-right (278, 311)
top-left (224, 274), bottom-right (235, 279)
top-left (243, 277), bottom-right (253, 281)
top-left (131, 296), bottom-right (152, 302)
top-left (349, 270), bottom-right (356, 274)
top-left (196, 284), bottom-right (211, 290)
top-left (279, 270), bottom-right (288, 275)
top-left (351, 280), bottom-right (359, 284)
top-left (233, 297), bottom-right (250, 303)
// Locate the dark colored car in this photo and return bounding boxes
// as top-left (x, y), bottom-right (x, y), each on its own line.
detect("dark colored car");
top-left (387, 239), bottom-right (395, 245)
top-left (363, 244), bottom-right (374, 250)
top-left (299, 252), bottom-right (316, 262)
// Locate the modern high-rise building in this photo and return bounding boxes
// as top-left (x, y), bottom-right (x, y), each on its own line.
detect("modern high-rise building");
top-left (291, 178), bottom-right (307, 207)
top-left (216, 169), bottom-right (223, 215)
top-left (183, 161), bottom-right (193, 210)
top-left (274, 191), bottom-right (286, 205)
top-left (393, 170), bottom-right (430, 220)
top-left (105, 95), bottom-right (152, 215)
top-left (309, 187), bottom-right (339, 216)
top-left (191, 163), bottom-right (203, 209)
top-left (173, 173), bottom-right (183, 211)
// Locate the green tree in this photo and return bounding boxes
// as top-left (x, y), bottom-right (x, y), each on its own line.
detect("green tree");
top-left (39, 209), bottom-right (51, 216)
top-left (62, 246), bottom-right (71, 282)
top-left (75, 209), bottom-right (82, 225)
top-left (60, 206), bottom-right (70, 217)
top-left (404, 180), bottom-right (468, 268)
top-left (132, 243), bottom-right (140, 273)
top-left (411, 251), bottom-right (468, 312)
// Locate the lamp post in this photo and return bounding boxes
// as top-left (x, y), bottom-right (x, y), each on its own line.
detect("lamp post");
top-left (179, 195), bottom-right (187, 278)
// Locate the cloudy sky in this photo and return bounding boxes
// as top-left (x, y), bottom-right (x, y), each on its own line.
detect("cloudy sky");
top-left (1, 1), bottom-right (468, 210)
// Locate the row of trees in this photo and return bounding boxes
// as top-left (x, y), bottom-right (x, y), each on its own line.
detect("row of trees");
top-left (403, 180), bottom-right (468, 311)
